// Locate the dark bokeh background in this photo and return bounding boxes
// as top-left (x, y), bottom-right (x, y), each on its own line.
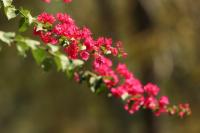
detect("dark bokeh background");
top-left (0, 0), bottom-right (199, 133)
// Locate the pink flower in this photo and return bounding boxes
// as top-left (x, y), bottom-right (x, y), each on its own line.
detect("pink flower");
top-left (33, 27), bottom-right (41, 35)
top-left (74, 72), bottom-right (80, 82)
top-left (144, 83), bottom-right (160, 96)
top-left (159, 96), bottom-right (169, 107)
top-left (103, 71), bottom-right (119, 87)
top-left (84, 37), bottom-right (95, 51)
top-left (93, 55), bottom-right (112, 70)
top-left (56, 13), bottom-right (74, 24)
top-left (96, 37), bottom-right (104, 47)
top-left (116, 41), bottom-right (127, 58)
top-left (104, 38), bottom-right (112, 47)
top-left (178, 103), bottom-right (191, 118)
top-left (53, 23), bottom-right (78, 37)
top-left (154, 96), bottom-right (169, 116)
top-left (40, 32), bottom-right (51, 43)
top-left (116, 63), bottom-right (132, 79)
top-left (111, 47), bottom-right (118, 56)
top-left (154, 108), bottom-right (168, 116)
top-left (144, 96), bottom-right (158, 110)
top-left (50, 38), bottom-right (58, 45)
top-left (37, 12), bottom-right (55, 24)
top-left (125, 96), bottom-right (144, 114)
top-left (125, 77), bottom-right (144, 94)
top-left (64, 41), bottom-right (79, 59)
top-left (42, 0), bottom-right (72, 3)
top-left (63, 0), bottom-right (72, 3)
top-left (36, 31), bottom-right (58, 44)
top-left (43, 0), bottom-right (51, 3)
top-left (111, 87), bottom-right (125, 98)
top-left (81, 27), bottom-right (92, 39)
top-left (80, 51), bottom-right (90, 61)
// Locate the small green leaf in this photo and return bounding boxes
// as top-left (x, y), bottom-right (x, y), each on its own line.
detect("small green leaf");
top-left (2, 0), bottom-right (13, 7)
top-left (15, 35), bottom-right (40, 55)
top-left (89, 77), bottom-right (97, 93)
top-left (15, 35), bottom-right (40, 49)
top-left (41, 58), bottom-right (54, 71)
top-left (66, 68), bottom-right (74, 79)
top-left (32, 48), bottom-right (47, 64)
top-left (4, 5), bottom-right (18, 20)
top-left (89, 76), bottom-right (103, 93)
top-left (59, 36), bottom-right (69, 46)
top-left (79, 44), bottom-right (86, 50)
top-left (72, 59), bottom-right (84, 68)
top-left (47, 44), bottom-right (59, 53)
top-left (95, 84), bottom-right (107, 95)
top-left (19, 8), bottom-right (34, 24)
top-left (43, 22), bottom-right (53, 30)
top-left (0, 31), bottom-right (15, 45)
top-left (54, 53), bottom-right (70, 71)
top-left (24, 38), bottom-right (40, 50)
top-left (16, 42), bottom-right (29, 57)
top-left (18, 18), bottom-right (29, 32)
top-left (35, 23), bottom-right (43, 31)
top-left (67, 60), bottom-right (75, 70)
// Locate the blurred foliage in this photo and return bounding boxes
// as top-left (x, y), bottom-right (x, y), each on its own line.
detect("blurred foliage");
top-left (0, 0), bottom-right (199, 133)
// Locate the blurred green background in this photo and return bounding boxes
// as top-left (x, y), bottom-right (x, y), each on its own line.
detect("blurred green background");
top-left (0, 0), bottom-right (199, 133)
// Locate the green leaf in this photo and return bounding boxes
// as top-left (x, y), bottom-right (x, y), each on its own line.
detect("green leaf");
top-left (95, 84), bottom-right (107, 95)
top-left (47, 44), bottom-right (59, 53)
top-left (4, 5), bottom-right (18, 20)
top-left (66, 68), bottom-right (74, 79)
top-left (41, 58), bottom-right (54, 71)
top-left (43, 23), bottom-right (53, 30)
top-left (0, 31), bottom-right (15, 45)
top-left (89, 76), bottom-right (103, 93)
top-left (19, 8), bottom-right (34, 24)
top-left (2, 0), bottom-right (13, 7)
top-left (63, 59), bottom-right (84, 78)
top-left (32, 48), bottom-right (47, 64)
top-left (18, 18), bottom-right (29, 32)
top-left (15, 35), bottom-right (40, 49)
top-left (24, 38), bottom-right (40, 50)
top-left (59, 36), bottom-right (69, 46)
top-left (54, 53), bottom-right (70, 71)
top-left (35, 23), bottom-right (43, 32)
top-left (16, 41), bottom-right (29, 57)
top-left (0, 2), bottom-right (2, 9)
top-left (72, 59), bottom-right (84, 68)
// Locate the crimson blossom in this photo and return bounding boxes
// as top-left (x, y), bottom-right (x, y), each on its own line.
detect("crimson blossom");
top-left (33, 10), bottom-right (191, 118)
top-left (43, 0), bottom-right (72, 3)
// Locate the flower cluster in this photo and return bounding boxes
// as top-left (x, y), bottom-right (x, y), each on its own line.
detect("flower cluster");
top-left (34, 12), bottom-right (191, 117)
top-left (43, 0), bottom-right (72, 3)
top-left (35, 12), bottom-right (126, 60)
top-left (111, 64), bottom-right (168, 115)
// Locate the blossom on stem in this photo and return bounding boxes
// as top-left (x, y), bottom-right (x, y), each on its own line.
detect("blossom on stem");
top-left (43, 0), bottom-right (72, 4)
top-left (33, 11), bottom-right (191, 118)
top-left (37, 12), bottom-right (55, 24)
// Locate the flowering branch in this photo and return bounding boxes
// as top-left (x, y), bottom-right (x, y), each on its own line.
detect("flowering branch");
top-left (0, 0), bottom-right (191, 118)
top-left (43, 0), bottom-right (72, 4)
